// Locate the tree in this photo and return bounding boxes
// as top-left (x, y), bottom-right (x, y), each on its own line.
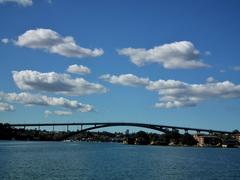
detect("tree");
top-left (232, 129), bottom-right (239, 134)
top-left (134, 131), bottom-right (150, 145)
top-left (165, 129), bottom-right (180, 144)
top-left (181, 133), bottom-right (197, 146)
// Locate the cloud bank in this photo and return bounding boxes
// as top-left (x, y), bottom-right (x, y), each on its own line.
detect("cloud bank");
top-left (14, 28), bottom-right (103, 58)
top-left (0, 0), bottom-right (32, 6)
top-left (0, 102), bottom-right (15, 112)
top-left (0, 91), bottom-right (94, 112)
top-left (100, 74), bottom-right (240, 109)
top-left (146, 79), bottom-right (240, 108)
top-left (12, 70), bottom-right (107, 96)
top-left (118, 41), bottom-right (210, 69)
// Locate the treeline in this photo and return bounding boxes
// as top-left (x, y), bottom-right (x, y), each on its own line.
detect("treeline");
top-left (0, 123), bottom-right (67, 141)
top-left (0, 123), bottom-right (196, 145)
top-left (124, 130), bottom-right (197, 146)
top-left (1, 123), bottom-right (239, 147)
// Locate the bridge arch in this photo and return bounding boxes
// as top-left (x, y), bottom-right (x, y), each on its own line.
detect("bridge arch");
top-left (63, 123), bottom-right (169, 140)
top-left (9, 122), bottom-right (233, 141)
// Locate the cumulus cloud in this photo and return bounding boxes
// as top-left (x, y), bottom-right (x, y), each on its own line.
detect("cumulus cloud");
top-left (0, 0), bottom-right (32, 6)
top-left (101, 73), bottom-right (240, 109)
top-left (44, 110), bottom-right (72, 117)
top-left (0, 102), bottom-right (14, 112)
top-left (14, 28), bottom-right (103, 58)
top-left (206, 76), bottom-right (216, 83)
top-left (147, 79), bottom-right (240, 108)
top-left (1, 38), bottom-right (9, 44)
top-left (118, 41), bottom-right (210, 69)
top-left (99, 74), bottom-right (149, 87)
top-left (0, 91), bottom-right (94, 112)
top-left (66, 64), bottom-right (91, 75)
top-left (12, 70), bottom-right (107, 96)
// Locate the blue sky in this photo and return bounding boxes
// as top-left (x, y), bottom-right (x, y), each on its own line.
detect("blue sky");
top-left (0, 0), bottom-right (240, 131)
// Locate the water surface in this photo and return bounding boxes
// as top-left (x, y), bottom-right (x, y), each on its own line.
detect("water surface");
top-left (0, 141), bottom-right (239, 180)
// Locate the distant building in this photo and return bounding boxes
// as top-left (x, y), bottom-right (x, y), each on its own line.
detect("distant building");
top-left (193, 134), bottom-right (221, 147)
top-left (233, 133), bottom-right (240, 143)
top-left (125, 129), bottom-right (129, 136)
top-left (222, 139), bottom-right (239, 148)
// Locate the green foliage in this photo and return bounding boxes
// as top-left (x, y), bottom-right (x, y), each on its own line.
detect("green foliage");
top-left (181, 133), bottom-right (197, 146)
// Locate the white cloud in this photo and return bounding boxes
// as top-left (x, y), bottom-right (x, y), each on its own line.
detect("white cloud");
top-left (147, 79), bottom-right (240, 109)
top-left (118, 41), bottom-right (210, 69)
top-left (101, 73), bottom-right (240, 109)
top-left (0, 0), bottom-right (32, 6)
top-left (232, 66), bottom-right (240, 71)
top-left (146, 79), bottom-right (187, 91)
top-left (44, 110), bottom-right (72, 117)
top-left (0, 102), bottom-right (14, 112)
top-left (12, 70), bottom-right (107, 96)
top-left (155, 96), bottom-right (202, 109)
top-left (14, 28), bottom-right (103, 58)
top-left (0, 91), bottom-right (94, 112)
top-left (206, 76), bottom-right (216, 83)
top-left (66, 64), bottom-right (91, 75)
top-left (1, 38), bottom-right (9, 44)
top-left (100, 74), bottom-right (149, 87)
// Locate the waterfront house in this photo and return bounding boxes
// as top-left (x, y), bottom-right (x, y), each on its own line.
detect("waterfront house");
top-left (193, 134), bottom-right (221, 147)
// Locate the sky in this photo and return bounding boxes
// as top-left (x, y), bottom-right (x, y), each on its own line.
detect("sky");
top-left (0, 0), bottom-right (240, 131)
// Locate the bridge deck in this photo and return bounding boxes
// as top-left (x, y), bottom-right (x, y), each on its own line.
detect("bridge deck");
top-left (7, 122), bottom-right (233, 134)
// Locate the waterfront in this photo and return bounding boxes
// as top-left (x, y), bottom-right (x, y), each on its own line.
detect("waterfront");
top-left (0, 141), bottom-right (239, 180)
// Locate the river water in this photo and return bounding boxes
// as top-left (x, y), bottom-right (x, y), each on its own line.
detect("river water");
top-left (0, 141), bottom-right (239, 180)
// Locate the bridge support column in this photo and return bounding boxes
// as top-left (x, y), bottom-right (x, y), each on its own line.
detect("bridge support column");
top-left (67, 125), bottom-right (69, 132)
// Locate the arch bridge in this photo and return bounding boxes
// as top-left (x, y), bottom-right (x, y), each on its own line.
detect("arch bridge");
top-left (9, 122), bottom-right (233, 140)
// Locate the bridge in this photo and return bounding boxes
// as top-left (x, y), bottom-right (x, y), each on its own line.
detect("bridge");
top-left (9, 122), bottom-right (233, 135)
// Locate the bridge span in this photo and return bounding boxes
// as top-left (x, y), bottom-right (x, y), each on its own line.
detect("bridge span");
top-left (8, 122), bottom-right (233, 135)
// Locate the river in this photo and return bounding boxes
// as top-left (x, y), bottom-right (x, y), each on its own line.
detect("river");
top-left (0, 141), bottom-right (239, 180)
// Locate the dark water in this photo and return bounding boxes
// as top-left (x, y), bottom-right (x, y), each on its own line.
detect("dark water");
top-left (0, 141), bottom-right (240, 180)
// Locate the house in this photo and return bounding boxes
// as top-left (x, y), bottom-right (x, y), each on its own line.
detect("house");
top-left (193, 134), bottom-right (221, 147)
top-left (233, 133), bottom-right (240, 143)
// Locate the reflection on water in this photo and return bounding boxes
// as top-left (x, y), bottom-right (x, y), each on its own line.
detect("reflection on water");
top-left (0, 141), bottom-right (240, 180)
